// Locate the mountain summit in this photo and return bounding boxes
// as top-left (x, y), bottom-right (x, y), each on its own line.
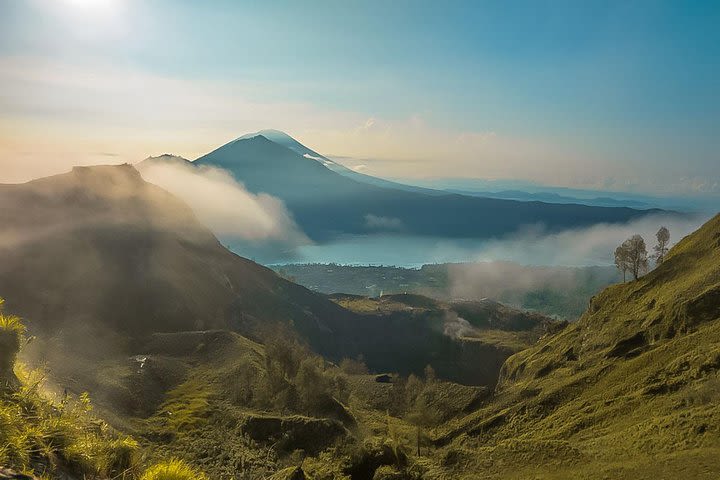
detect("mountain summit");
top-left (194, 133), bottom-right (666, 241)
top-left (234, 129), bottom-right (330, 162)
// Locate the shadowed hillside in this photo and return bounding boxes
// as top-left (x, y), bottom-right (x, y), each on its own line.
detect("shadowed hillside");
top-left (329, 293), bottom-right (564, 385)
top-left (0, 164), bottom-right (355, 343)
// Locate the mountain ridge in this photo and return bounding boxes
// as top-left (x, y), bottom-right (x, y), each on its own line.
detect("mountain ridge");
top-left (191, 133), bottom-right (668, 242)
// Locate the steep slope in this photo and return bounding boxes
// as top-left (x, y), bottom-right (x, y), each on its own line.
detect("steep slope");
top-left (0, 164), bottom-right (355, 346)
top-left (431, 213), bottom-right (720, 479)
top-left (194, 135), bottom-right (664, 241)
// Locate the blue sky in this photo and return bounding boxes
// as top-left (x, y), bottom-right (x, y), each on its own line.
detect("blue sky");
top-left (0, 0), bottom-right (718, 195)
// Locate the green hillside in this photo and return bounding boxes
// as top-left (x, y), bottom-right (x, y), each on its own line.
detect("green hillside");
top-left (429, 213), bottom-right (720, 479)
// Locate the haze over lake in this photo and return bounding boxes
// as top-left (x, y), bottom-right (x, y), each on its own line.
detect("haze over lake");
top-left (231, 212), bottom-right (708, 268)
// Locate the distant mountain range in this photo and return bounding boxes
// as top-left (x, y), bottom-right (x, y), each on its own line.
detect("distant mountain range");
top-left (141, 130), bottom-right (667, 242)
top-left (445, 188), bottom-right (652, 208)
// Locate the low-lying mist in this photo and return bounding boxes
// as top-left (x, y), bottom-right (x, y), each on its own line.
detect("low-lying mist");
top-left (467, 213), bottom-right (707, 266)
top-left (279, 212), bottom-right (708, 268)
top-left (138, 160), bottom-right (310, 248)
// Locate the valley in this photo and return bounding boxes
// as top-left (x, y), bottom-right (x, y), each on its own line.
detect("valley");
top-left (273, 263), bottom-right (621, 320)
top-left (1, 163), bottom-right (718, 479)
top-left (2, 4), bottom-right (717, 478)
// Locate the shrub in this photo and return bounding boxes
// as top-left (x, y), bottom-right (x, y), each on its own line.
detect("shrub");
top-left (0, 299), bottom-right (25, 388)
top-left (230, 355), bottom-right (260, 405)
top-left (295, 357), bottom-right (331, 412)
top-left (140, 459), bottom-right (208, 480)
top-left (0, 387), bottom-right (140, 477)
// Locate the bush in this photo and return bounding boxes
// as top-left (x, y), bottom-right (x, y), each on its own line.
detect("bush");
top-left (0, 299), bottom-right (25, 388)
top-left (295, 358), bottom-right (331, 412)
top-left (373, 465), bottom-right (406, 480)
top-left (141, 459), bottom-right (208, 480)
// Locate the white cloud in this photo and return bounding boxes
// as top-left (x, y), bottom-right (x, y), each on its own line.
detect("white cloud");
top-left (137, 160), bottom-right (309, 245)
top-left (362, 118), bottom-right (376, 130)
top-left (464, 213), bottom-right (707, 266)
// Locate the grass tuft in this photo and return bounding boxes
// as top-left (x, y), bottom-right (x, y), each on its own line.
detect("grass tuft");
top-left (140, 459), bottom-right (209, 480)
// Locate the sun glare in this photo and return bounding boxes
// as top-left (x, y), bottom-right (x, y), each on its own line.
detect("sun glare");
top-left (66, 0), bottom-right (114, 6)
top-left (62, 0), bottom-right (119, 13)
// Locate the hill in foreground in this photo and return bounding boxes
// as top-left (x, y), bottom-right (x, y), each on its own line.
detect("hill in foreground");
top-left (430, 213), bottom-right (720, 479)
top-left (6, 210), bottom-right (717, 479)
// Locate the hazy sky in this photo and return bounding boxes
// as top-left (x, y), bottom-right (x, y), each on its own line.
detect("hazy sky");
top-left (1, 0), bottom-right (718, 195)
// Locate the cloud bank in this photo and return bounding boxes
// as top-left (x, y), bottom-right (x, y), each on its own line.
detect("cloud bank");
top-left (463, 213), bottom-right (707, 266)
top-left (137, 159), bottom-right (309, 246)
top-left (445, 212), bottom-right (710, 301)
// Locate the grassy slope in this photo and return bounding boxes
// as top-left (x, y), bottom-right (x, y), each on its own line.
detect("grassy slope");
top-left (0, 366), bottom-right (140, 479)
top-left (427, 214), bottom-right (720, 479)
top-left (8, 207), bottom-right (718, 479)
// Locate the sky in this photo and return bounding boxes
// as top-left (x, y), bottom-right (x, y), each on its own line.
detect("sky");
top-left (0, 0), bottom-right (718, 196)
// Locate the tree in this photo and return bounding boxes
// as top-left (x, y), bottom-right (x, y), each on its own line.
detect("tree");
top-left (423, 364), bottom-right (437, 384)
top-left (339, 357), bottom-right (369, 375)
top-left (230, 355), bottom-right (259, 405)
top-left (615, 235), bottom-right (649, 281)
top-left (295, 357), bottom-right (330, 412)
top-left (614, 245), bottom-right (630, 282)
top-left (653, 226), bottom-right (670, 265)
top-left (625, 235), bottom-right (648, 280)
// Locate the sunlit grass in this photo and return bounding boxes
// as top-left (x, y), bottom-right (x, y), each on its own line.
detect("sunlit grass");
top-left (140, 459), bottom-right (208, 480)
